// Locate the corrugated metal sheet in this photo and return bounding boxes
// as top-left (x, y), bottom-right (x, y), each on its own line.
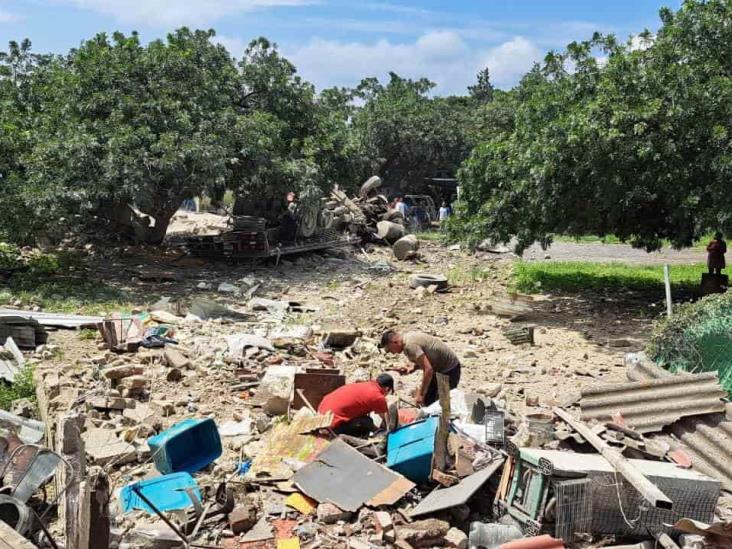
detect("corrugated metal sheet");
top-left (625, 355), bottom-right (732, 493)
top-left (0, 309), bottom-right (102, 328)
top-left (580, 371), bottom-right (726, 433)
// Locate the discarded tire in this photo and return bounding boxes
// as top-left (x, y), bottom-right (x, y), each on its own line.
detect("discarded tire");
top-left (393, 235), bottom-right (419, 261)
top-left (359, 175), bottom-right (382, 198)
top-left (375, 221), bottom-right (406, 243)
top-left (409, 274), bottom-right (448, 291)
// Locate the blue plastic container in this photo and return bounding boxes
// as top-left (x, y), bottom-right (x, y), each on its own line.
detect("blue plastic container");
top-left (120, 472), bottom-right (201, 514)
top-left (386, 416), bottom-right (439, 483)
top-left (147, 418), bottom-right (222, 474)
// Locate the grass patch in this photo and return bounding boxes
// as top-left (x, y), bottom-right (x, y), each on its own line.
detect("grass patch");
top-left (414, 230), bottom-right (447, 243)
top-left (0, 277), bottom-right (134, 315)
top-left (447, 265), bottom-right (493, 285)
top-left (0, 364), bottom-right (35, 411)
top-left (511, 261), bottom-right (703, 294)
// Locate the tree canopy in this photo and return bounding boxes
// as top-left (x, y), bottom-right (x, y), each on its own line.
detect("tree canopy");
top-left (449, 0), bottom-right (732, 252)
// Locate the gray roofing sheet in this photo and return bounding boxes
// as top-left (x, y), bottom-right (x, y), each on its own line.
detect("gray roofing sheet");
top-left (580, 371), bottom-right (726, 433)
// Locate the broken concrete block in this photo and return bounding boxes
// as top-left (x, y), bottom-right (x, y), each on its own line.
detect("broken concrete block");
top-left (229, 502), bottom-right (258, 534)
top-left (477, 383), bottom-right (503, 398)
top-left (118, 375), bottom-right (149, 390)
top-left (444, 527), bottom-right (468, 549)
top-left (150, 400), bottom-right (175, 417)
top-left (164, 347), bottom-right (191, 370)
top-left (397, 519), bottom-right (450, 548)
top-left (257, 365), bottom-right (297, 415)
top-left (373, 511), bottom-right (393, 532)
top-left (102, 365), bottom-right (144, 380)
top-left (87, 396), bottom-right (135, 411)
top-left (122, 522), bottom-right (182, 549)
top-left (82, 428), bottom-right (137, 466)
top-left (322, 329), bottom-right (362, 349)
top-left (317, 502), bottom-right (353, 524)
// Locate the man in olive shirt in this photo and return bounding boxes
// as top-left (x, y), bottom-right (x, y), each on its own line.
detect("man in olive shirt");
top-left (380, 330), bottom-right (461, 406)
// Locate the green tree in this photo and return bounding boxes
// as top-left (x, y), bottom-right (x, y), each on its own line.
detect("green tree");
top-left (451, 0), bottom-right (732, 252)
top-left (23, 29), bottom-right (243, 244)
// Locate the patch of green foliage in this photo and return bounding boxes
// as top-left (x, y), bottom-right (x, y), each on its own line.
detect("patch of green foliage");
top-left (414, 231), bottom-right (446, 243)
top-left (447, 265), bottom-right (493, 286)
top-left (449, 0), bottom-right (732, 253)
top-left (648, 292), bottom-right (732, 396)
top-left (0, 364), bottom-right (35, 411)
top-left (510, 261), bottom-right (702, 294)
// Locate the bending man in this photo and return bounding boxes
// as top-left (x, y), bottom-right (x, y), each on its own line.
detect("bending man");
top-left (318, 374), bottom-right (394, 437)
top-left (381, 330), bottom-right (461, 407)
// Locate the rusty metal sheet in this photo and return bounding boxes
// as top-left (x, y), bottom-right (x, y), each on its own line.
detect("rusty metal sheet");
top-left (579, 371), bottom-right (726, 433)
top-left (411, 457), bottom-right (505, 517)
top-left (291, 372), bottom-right (345, 411)
top-left (293, 439), bottom-right (414, 512)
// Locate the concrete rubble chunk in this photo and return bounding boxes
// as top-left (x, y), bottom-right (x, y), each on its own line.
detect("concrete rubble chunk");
top-left (87, 396), bottom-right (135, 411)
top-left (444, 527), bottom-right (468, 549)
top-left (82, 428), bottom-right (137, 466)
top-left (118, 375), bottom-right (149, 389)
top-left (397, 519), bottom-right (450, 548)
top-left (478, 383), bottom-right (503, 398)
top-left (103, 365), bottom-right (144, 380)
top-left (10, 398), bottom-right (35, 419)
top-left (229, 501), bottom-right (258, 534)
top-left (322, 329), bottom-right (362, 349)
top-left (164, 347), bottom-right (191, 370)
top-left (317, 502), bottom-right (353, 524)
top-left (121, 522), bottom-right (183, 549)
top-left (150, 400), bottom-right (175, 417)
top-left (257, 365), bottom-right (298, 415)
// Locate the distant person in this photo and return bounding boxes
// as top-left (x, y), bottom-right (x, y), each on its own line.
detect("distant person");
top-left (381, 330), bottom-right (461, 407)
top-left (279, 191), bottom-right (298, 243)
top-left (707, 232), bottom-right (727, 275)
top-left (318, 374), bottom-right (394, 436)
top-left (439, 201), bottom-right (451, 222)
top-left (395, 197), bottom-right (408, 218)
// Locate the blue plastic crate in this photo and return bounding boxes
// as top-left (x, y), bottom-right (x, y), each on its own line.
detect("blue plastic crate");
top-left (386, 416), bottom-right (439, 484)
top-left (147, 418), bottom-right (222, 474)
top-left (120, 472), bottom-right (201, 514)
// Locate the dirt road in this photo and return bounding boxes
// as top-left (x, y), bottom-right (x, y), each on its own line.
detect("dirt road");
top-left (522, 240), bottom-right (704, 265)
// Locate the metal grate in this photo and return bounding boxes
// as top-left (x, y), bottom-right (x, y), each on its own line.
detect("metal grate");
top-left (554, 478), bottom-right (593, 542)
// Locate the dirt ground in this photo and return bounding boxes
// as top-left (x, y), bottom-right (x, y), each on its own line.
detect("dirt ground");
top-left (27, 221), bottom-right (690, 546)
top-left (523, 240), bottom-right (704, 265)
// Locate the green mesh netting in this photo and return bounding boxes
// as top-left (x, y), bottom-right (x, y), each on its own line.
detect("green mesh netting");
top-left (648, 291), bottom-right (732, 396)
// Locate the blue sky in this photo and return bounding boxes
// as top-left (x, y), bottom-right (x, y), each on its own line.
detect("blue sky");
top-left (1, 0), bottom-right (677, 95)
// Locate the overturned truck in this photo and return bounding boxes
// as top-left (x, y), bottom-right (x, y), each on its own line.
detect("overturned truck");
top-left (183, 176), bottom-right (406, 260)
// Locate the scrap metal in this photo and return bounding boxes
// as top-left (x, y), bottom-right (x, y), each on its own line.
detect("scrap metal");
top-left (0, 309), bottom-right (102, 329)
top-left (553, 407), bottom-right (673, 510)
top-left (624, 354), bottom-right (732, 492)
top-left (579, 371), bottom-right (726, 433)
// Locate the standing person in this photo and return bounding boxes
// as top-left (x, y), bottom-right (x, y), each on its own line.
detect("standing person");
top-left (707, 232), bottom-right (727, 275)
top-left (318, 374), bottom-right (394, 436)
top-left (438, 201), bottom-right (451, 223)
top-left (395, 197), bottom-right (408, 219)
top-left (381, 330), bottom-right (461, 407)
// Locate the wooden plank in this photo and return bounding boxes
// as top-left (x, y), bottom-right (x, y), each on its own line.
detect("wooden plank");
top-left (553, 407), bottom-right (673, 510)
top-left (56, 411), bottom-right (86, 549)
top-left (0, 520), bottom-right (36, 549)
top-left (432, 373), bottom-right (451, 474)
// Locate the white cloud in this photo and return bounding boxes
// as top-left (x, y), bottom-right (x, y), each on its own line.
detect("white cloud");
top-left (479, 37), bottom-right (543, 88)
top-left (0, 9), bottom-right (21, 23)
top-left (57, 0), bottom-right (315, 27)
top-left (286, 32), bottom-right (544, 95)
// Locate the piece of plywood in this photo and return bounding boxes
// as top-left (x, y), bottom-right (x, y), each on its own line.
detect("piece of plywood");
top-left (294, 439), bottom-right (414, 512)
top-left (411, 458), bottom-right (505, 517)
top-left (0, 520), bottom-right (36, 548)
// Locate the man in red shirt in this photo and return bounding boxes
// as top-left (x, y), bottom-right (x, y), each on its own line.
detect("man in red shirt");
top-left (318, 374), bottom-right (394, 436)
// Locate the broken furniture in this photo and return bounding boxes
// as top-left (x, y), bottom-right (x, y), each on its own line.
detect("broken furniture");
top-left (148, 418), bottom-right (222, 474)
top-left (387, 416), bottom-right (440, 484)
top-left (120, 472), bottom-right (202, 514)
top-left (294, 439), bottom-right (414, 512)
top-left (496, 448), bottom-right (720, 542)
top-left (291, 368), bottom-right (346, 411)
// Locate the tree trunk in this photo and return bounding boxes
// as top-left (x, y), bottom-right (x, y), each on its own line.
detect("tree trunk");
top-left (101, 202), bottom-right (179, 245)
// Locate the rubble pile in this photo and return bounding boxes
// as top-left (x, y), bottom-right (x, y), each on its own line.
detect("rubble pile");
top-left (0, 243), bottom-right (730, 548)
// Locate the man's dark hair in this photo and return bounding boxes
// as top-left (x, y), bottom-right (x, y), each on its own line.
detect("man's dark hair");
top-left (380, 330), bottom-right (397, 348)
top-left (376, 373), bottom-right (394, 392)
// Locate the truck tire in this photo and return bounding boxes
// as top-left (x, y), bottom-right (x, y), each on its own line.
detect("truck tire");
top-left (409, 274), bottom-right (448, 290)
